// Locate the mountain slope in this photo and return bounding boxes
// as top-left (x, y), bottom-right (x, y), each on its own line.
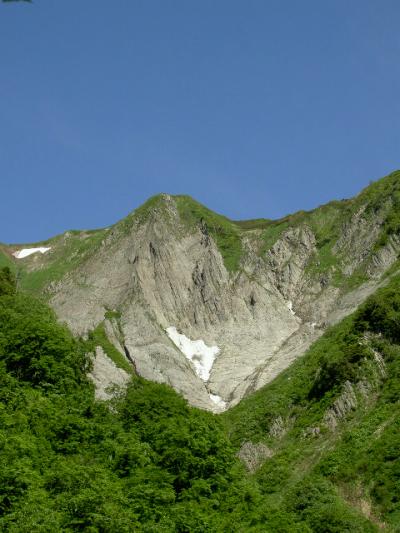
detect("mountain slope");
top-left (3, 263), bottom-right (399, 531)
top-left (0, 266), bottom-right (383, 531)
top-left (222, 272), bottom-right (400, 531)
top-left (4, 170), bottom-right (400, 410)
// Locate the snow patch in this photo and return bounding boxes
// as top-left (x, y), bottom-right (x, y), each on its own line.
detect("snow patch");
top-left (210, 393), bottom-right (227, 410)
top-left (287, 301), bottom-right (295, 315)
top-left (166, 326), bottom-right (219, 382)
top-left (13, 247), bottom-right (51, 259)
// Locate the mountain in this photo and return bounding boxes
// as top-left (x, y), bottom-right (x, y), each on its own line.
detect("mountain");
top-left (3, 170), bottom-right (400, 412)
top-left (2, 170), bottom-right (400, 530)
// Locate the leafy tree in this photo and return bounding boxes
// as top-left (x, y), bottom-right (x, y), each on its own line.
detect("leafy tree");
top-left (0, 267), bottom-right (15, 296)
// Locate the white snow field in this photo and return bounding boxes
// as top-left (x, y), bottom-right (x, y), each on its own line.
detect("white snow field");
top-left (166, 326), bottom-right (220, 382)
top-left (12, 247), bottom-right (51, 259)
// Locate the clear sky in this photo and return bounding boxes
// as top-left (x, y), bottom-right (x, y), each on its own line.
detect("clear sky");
top-left (1, 1), bottom-right (400, 243)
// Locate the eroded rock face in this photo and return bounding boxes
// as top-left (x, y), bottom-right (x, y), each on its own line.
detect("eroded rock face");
top-left (88, 347), bottom-right (130, 401)
top-left (265, 226), bottom-right (317, 302)
top-left (322, 346), bottom-right (386, 431)
top-left (367, 235), bottom-right (400, 278)
top-left (50, 200), bottom-right (302, 410)
top-left (46, 194), bottom-right (398, 411)
top-left (333, 205), bottom-right (383, 276)
top-left (323, 381), bottom-right (358, 430)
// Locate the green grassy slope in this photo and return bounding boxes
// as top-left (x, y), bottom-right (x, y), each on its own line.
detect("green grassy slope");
top-left (0, 247), bottom-right (15, 270)
top-left (175, 195), bottom-right (244, 272)
top-left (3, 229), bottom-right (107, 296)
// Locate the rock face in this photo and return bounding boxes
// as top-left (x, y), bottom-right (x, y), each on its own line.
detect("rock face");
top-left (323, 381), bottom-right (358, 430)
top-left (237, 441), bottom-right (274, 472)
top-left (48, 197), bottom-right (304, 410)
top-left (88, 347), bottom-right (131, 401)
top-left (13, 173), bottom-right (400, 411)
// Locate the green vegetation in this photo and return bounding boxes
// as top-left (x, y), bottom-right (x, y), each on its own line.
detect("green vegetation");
top-left (0, 268), bottom-right (251, 531)
top-left (175, 195), bottom-right (243, 272)
top-left (232, 218), bottom-right (272, 231)
top-left (116, 194), bottom-right (169, 235)
top-left (3, 264), bottom-right (400, 530)
top-left (260, 219), bottom-right (291, 253)
top-left (0, 247), bottom-right (15, 270)
top-left (87, 321), bottom-right (133, 375)
top-left (361, 171), bottom-right (400, 248)
top-left (104, 309), bottom-right (122, 321)
top-left (14, 229), bottom-right (107, 295)
top-left (132, 193), bottom-right (168, 223)
top-left (223, 274), bottom-right (400, 531)
top-left (0, 267), bottom-right (16, 296)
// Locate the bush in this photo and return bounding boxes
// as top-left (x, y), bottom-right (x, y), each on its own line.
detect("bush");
top-left (0, 267), bottom-right (16, 296)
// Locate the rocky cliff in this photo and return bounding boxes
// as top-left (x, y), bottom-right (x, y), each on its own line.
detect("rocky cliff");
top-left (5, 171), bottom-right (400, 411)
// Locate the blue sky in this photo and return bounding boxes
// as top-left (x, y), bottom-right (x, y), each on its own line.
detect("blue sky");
top-left (1, 1), bottom-right (400, 243)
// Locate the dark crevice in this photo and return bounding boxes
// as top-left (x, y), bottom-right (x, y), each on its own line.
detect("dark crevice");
top-left (123, 344), bottom-right (137, 372)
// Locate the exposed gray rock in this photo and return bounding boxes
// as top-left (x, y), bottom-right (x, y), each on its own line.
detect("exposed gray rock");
top-left (104, 318), bottom-right (126, 356)
top-left (372, 349), bottom-right (386, 378)
top-left (323, 381), bottom-right (358, 430)
top-left (265, 225), bottom-right (317, 302)
top-left (49, 199), bottom-right (302, 410)
top-left (237, 441), bottom-right (274, 472)
top-left (356, 379), bottom-right (373, 399)
top-left (302, 426), bottom-right (321, 438)
top-left (269, 415), bottom-right (290, 439)
top-left (33, 192), bottom-right (398, 411)
top-left (333, 205), bottom-right (383, 276)
top-left (367, 235), bottom-right (400, 278)
top-left (88, 346), bottom-right (131, 401)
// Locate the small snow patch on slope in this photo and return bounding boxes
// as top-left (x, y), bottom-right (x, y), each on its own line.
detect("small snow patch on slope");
top-left (13, 247), bottom-right (51, 259)
top-left (166, 326), bottom-right (219, 382)
top-left (210, 393), bottom-right (227, 410)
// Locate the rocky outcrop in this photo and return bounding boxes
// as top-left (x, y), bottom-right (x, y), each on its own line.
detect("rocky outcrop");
top-left (333, 205), bottom-right (383, 276)
top-left (17, 189), bottom-right (398, 412)
top-left (323, 381), bottom-right (358, 430)
top-left (367, 234), bottom-right (400, 278)
top-left (323, 347), bottom-right (386, 430)
top-left (268, 415), bottom-right (291, 439)
top-left (265, 225), bottom-right (317, 302)
top-left (49, 197), bottom-right (304, 410)
top-left (237, 441), bottom-right (274, 472)
top-left (88, 347), bottom-right (131, 401)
